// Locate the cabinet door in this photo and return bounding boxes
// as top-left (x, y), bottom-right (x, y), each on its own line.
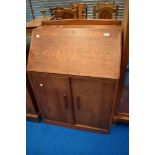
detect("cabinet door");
top-left (71, 78), bottom-right (115, 130)
top-left (29, 72), bottom-right (74, 124)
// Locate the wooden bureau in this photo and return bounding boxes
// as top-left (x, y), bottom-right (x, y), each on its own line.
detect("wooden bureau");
top-left (27, 20), bottom-right (122, 133)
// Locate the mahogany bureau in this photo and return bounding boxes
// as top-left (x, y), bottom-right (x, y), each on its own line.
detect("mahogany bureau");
top-left (27, 20), bottom-right (122, 133)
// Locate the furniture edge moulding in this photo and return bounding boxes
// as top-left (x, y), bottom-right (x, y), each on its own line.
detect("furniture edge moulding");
top-left (41, 19), bottom-right (122, 26)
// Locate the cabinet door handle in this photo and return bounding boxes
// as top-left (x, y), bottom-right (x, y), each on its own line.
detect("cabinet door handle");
top-left (76, 96), bottom-right (80, 110)
top-left (63, 95), bottom-right (68, 109)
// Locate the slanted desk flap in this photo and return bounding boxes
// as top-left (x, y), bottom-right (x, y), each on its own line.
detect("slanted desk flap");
top-left (27, 25), bottom-right (122, 79)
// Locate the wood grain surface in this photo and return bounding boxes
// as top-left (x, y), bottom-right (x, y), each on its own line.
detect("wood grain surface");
top-left (27, 25), bottom-right (122, 79)
top-left (71, 77), bottom-right (115, 129)
top-left (29, 72), bottom-right (74, 124)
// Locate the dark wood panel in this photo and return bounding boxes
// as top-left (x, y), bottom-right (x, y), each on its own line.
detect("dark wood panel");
top-left (119, 85), bottom-right (129, 113)
top-left (26, 46), bottom-right (40, 121)
top-left (113, 0), bottom-right (129, 121)
top-left (26, 80), bottom-right (40, 121)
top-left (71, 78), bottom-right (115, 130)
top-left (112, 85), bottom-right (129, 123)
top-left (26, 86), bottom-right (37, 115)
top-left (28, 72), bottom-right (74, 124)
top-left (26, 28), bottom-right (33, 36)
top-left (26, 72), bottom-right (40, 118)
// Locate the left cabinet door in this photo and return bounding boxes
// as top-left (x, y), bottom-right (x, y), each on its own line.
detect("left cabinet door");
top-left (28, 72), bottom-right (74, 124)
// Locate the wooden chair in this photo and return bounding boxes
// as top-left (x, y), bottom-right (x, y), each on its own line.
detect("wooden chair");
top-left (50, 3), bottom-right (87, 20)
top-left (50, 7), bottom-right (78, 20)
top-left (70, 3), bottom-right (87, 19)
top-left (93, 1), bottom-right (118, 19)
top-left (50, 7), bottom-right (63, 17)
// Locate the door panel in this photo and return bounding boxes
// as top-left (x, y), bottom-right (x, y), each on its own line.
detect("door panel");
top-left (29, 72), bottom-right (73, 124)
top-left (71, 78), bottom-right (115, 129)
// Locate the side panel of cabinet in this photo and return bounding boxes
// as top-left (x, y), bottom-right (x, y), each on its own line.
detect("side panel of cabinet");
top-left (26, 47), bottom-right (40, 120)
top-left (28, 72), bottom-right (74, 124)
top-left (26, 87), bottom-right (37, 115)
top-left (26, 75), bottom-right (40, 121)
top-left (71, 78), bottom-right (115, 130)
top-left (119, 86), bottom-right (129, 114)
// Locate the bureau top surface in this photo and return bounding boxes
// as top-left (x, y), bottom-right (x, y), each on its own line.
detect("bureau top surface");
top-left (27, 25), bottom-right (122, 79)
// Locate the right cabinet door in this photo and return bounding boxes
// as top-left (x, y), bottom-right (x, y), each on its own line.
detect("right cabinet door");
top-left (71, 78), bottom-right (115, 130)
